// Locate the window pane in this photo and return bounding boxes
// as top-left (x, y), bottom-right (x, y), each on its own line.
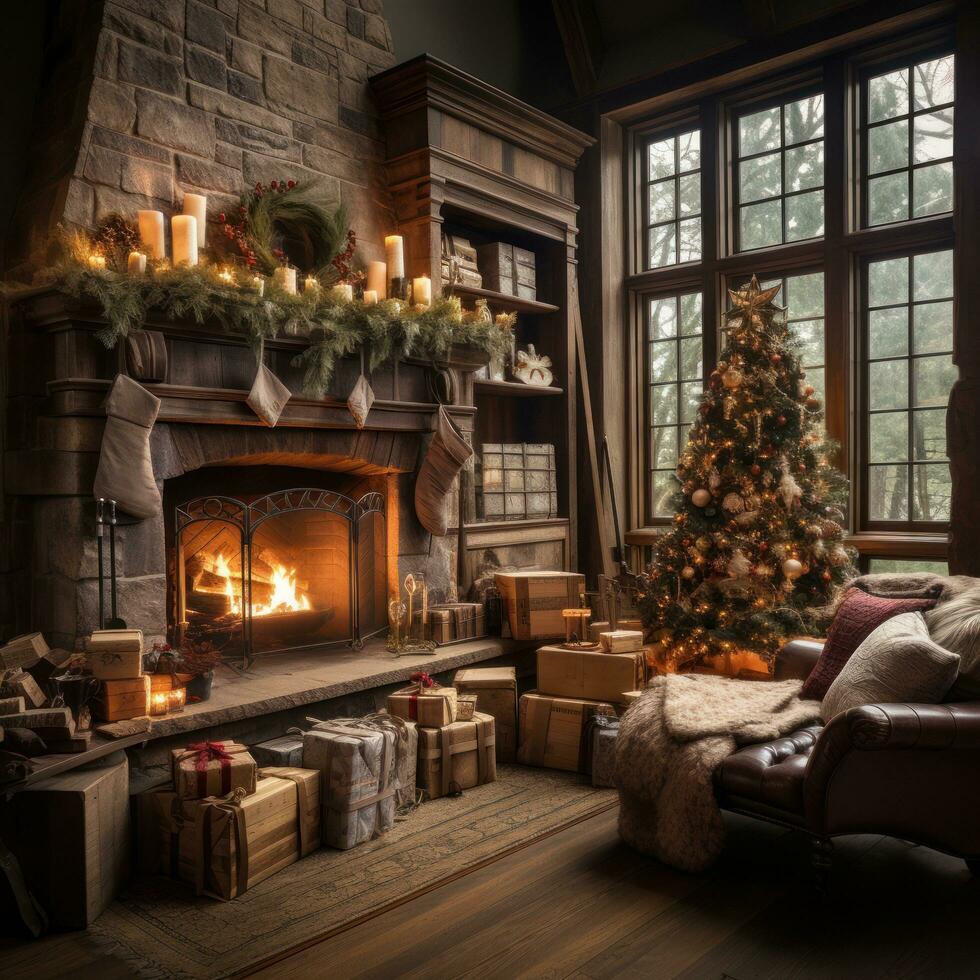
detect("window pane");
top-left (913, 249), bottom-right (953, 301)
top-left (785, 95), bottom-right (824, 144)
top-left (913, 108), bottom-right (954, 163)
top-left (650, 298), bottom-right (677, 339)
top-left (680, 292), bottom-right (702, 333)
top-left (648, 223), bottom-right (676, 267)
top-left (649, 179), bottom-right (676, 223)
top-left (869, 307), bottom-right (909, 359)
top-left (740, 152), bottom-right (781, 202)
top-left (868, 119), bottom-right (908, 174)
top-left (678, 218), bottom-right (701, 263)
top-left (870, 411), bottom-right (909, 462)
top-left (869, 464), bottom-right (909, 521)
top-left (740, 106), bottom-right (781, 155)
top-left (648, 138), bottom-right (674, 179)
top-left (869, 68), bottom-right (909, 122)
top-left (678, 130), bottom-right (701, 172)
top-left (913, 55), bottom-right (955, 110)
top-left (650, 384), bottom-right (677, 424)
top-left (869, 558), bottom-right (948, 574)
top-left (912, 463), bottom-right (951, 521)
top-left (680, 381), bottom-right (701, 423)
top-left (913, 301), bottom-right (953, 354)
top-left (913, 408), bottom-right (947, 460)
top-left (913, 355), bottom-right (956, 407)
top-left (652, 471), bottom-right (679, 518)
top-left (806, 366), bottom-right (825, 403)
top-left (869, 360), bottom-right (908, 409)
top-left (792, 318), bottom-right (824, 365)
top-left (650, 339), bottom-right (678, 382)
top-left (913, 162), bottom-right (953, 218)
top-left (651, 427), bottom-right (678, 468)
top-left (785, 190), bottom-right (824, 241)
top-left (785, 142), bottom-right (824, 191)
top-left (785, 272), bottom-right (823, 319)
top-left (869, 257), bottom-right (909, 306)
top-left (740, 199), bottom-right (781, 250)
top-left (679, 336), bottom-right (702, 380)
top-left (868, 172), bottom-right (909, 225)
top-left (678, 173), bottom-right (700, 215)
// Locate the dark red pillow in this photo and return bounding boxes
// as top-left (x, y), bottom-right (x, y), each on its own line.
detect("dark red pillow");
top-left (800, 588), bottom-right (937, 700)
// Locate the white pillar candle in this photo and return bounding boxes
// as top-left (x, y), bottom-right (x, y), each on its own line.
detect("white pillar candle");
top-left (252, 275), bottom-right (265, 297)
top-left (412, 275), bottom-right (431, 307)
top-left (274, 266), bottom-right (297, 294)
top-left (182, 193), bottom-right (207, 247)
top-left (304, 274), bottom-right (321, 297)
top-left (137, 210), bottom-right (166, 260)
top-left (332, 282), bottom-right (353, 302)
top-left (362, 289), bottom-right (378, 305)
top-left (366, 260), bottom-right (387, 299)
top-left (88, 254), bottom-right (106, 270)
top-left (384, 235), bottom-right (404, 280)
top-left (171, 214), bottom-right (198, 266)
top-left (127, 251), bottom-right (146, 276)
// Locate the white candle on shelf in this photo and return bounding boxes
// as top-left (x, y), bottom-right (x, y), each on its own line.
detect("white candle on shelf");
top-left (182, 193), bottom-right (207, 247)
top-left (332, 282), bottom-right (353, 302)
top-left (252, 275), bottom-right (265, 297)
top-left (274, 266), bottom-right (297, 294)
top-left (384, 235), bottom-right (404, 281)
top-left (304, 274), bottom-right (321, 297)
top-left (171, 215), bottom-right (198, 266)
top-left (412, 275), bottom-right (431, 307)
top-left (366, 260), bottom-right (387, 299)
top-left (88, 254), bottom-right (106, 270)
top-left (127, 251), bottom-right (146, 276)
top-left (362, 289), bottom-right (378, 305)
top-left (137, 210), bottom-right (166, 260)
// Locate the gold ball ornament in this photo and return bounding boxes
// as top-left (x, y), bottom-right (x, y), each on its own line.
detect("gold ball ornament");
top-left (721, 367), bottom-right (743, 389)
top-left (782, 558), bottom-right (804, 579)
top-left (696, 536), bottom-right (712, 553)
top-left (681, 566), bottom-right (696, 580)
top-left (692, 488), bottom-right (712, 507)
top-left (722, 492), bottom-right (745, 513)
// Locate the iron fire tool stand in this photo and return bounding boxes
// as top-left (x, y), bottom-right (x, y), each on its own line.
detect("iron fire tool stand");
top-left (96, 497), bottom-right (127, 630)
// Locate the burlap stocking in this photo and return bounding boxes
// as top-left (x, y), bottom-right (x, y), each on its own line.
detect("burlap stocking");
top-left (414, 406), bottom-right (472, 536)
top-left (93, 374), bottom-right (161, 520)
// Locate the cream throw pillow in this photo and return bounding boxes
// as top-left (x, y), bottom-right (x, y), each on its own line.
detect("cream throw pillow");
top-left (821, 612), bottom-right (960, 722)
top-left (925, 584), bottom-right (980, 686)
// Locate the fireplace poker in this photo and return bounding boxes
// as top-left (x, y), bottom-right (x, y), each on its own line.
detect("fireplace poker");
top-left (96, 497), bottom-right (106, 630)
top-left (106, 499), bottom-right (127, 629)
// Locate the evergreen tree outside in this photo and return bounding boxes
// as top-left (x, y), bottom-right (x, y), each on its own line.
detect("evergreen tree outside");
top-left (639, 276), bottom-right (856, 675)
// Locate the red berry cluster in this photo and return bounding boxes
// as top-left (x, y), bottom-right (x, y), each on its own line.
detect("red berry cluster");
top-left (219, 179), bottom-right (298, 267)
top-left (331, 227), bottom-right (358, 282)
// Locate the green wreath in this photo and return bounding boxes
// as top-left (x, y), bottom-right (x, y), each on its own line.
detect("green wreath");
top-left (219, 180), bottom-right (350, 277)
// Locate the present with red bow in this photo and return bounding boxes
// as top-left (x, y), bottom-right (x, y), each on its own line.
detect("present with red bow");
top-left (170, 740), bottom-right (257, 800)
top-left (386, 672), bottom-right (458, 727)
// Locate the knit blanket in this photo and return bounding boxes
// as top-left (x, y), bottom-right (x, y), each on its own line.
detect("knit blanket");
top-left (614, 673), bottom-right (821, 872)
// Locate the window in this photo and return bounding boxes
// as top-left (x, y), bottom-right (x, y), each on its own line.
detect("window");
top-left (644, 129), bottom-right (702, 268)
top-left (867, 558), bottom-right (949, 574)
top-left (864, 55), bottom-right (954, 226)
top-left (864, 248), bottom-right (954, 524)
top-left (648, 291), bottom-right (704, 516)
top-left (735, 94), bottom-right (825, 250)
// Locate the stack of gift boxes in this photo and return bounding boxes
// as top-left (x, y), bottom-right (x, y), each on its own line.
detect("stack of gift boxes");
top-left (86, 629), bottom-right (152, 722)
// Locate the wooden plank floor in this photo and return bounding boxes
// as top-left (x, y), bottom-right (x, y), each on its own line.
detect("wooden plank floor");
top-left (246, 806), bottom-right (980, 980)
top-left (5, 804), bottom-right (979, 980)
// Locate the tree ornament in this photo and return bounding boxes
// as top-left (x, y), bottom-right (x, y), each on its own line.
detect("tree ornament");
top-left (699, 402), bottom-right (712, 416)
top-left (722, 492), bottom-right (745, 513)
top-left (806, 397), bottom-right (822, 411)
top-left (696, 536), bottom-right (712, 553)
top-left (721, 366), bottom-right (743, 389)
top-left (708, 468), bottom-right (722, 490)
top-left (782, 558), bottom-right (804, 579)
top-left (754, 562), bottom-right (774, 578)
top-left (777, 414), bottom-right (787, 426)
top-left (805, 524), bottom-right (823, 539)
top-left (819, 519), bottom-right (843, 540)
top-left (692, 488), bottom-right (711, 507)
top-left (770, 353), bottom-right (782, 364)
top-left (681, 566), bottom-right (696, 580)
top-left (727, 549), bottom-right (752, 579)
top-left (829, 545), bottom-right (850, 567)
top-left (751, 463), bottom-right (762, 476)
top-left (821, 570), bottom-right (833, 582)
top-left (805, 385), bottom-right (815, 396)
top-left (778, 460), bottom-right (803, 510)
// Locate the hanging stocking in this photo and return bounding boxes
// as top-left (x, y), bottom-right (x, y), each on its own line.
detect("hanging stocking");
top-left (93, 374), bottom-right (161, 520)
top-left (414, 406), bottom-right (473, 536)
top-left (347, 350), bottom-right (374, 429)
top-left (246, 338), bottom-right (291, 427)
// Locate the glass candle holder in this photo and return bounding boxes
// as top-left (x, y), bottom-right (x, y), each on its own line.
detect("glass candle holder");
top-left (167, 687), bottom-right (186, 713)
top-left (150, 691), bottom-right (169, 717)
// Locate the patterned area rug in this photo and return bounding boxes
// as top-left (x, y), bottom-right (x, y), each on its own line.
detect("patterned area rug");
top-left (86, 766), bottom-right (615, 979)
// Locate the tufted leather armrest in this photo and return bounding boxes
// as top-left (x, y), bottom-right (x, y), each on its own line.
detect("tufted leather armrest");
top-left (774, 639), bottom-right (824, 683)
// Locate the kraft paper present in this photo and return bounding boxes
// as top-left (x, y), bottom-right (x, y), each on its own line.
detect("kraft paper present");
top-left (417, 712), bottom-right (496, 800)
top-left (88, 628), bottom-right (143, 654)
top-left (536, 645), bottom-right (646, 705)
top-left (494, 572), bottom-right (586, 640)
top-left (587, 715), bottom-right (620, 788)
top-left (94, 675), bottom-right (150, 722)
top-left (517, 692), bottom-right (616, 773)
top-left (302, 720), bottom-right (398, 850)
top-left (171, 741), bottom-right (258, 800)
top-left (599, 630), bottom-right (644, 654)
top-left (453, 666), bottom-right (518, 762)
top-left (86, 648), bottom-right (144, 681)
top-left (250, 735), bottom-right (305, 769)
top-left (386, 684), bottom-right (457, 726)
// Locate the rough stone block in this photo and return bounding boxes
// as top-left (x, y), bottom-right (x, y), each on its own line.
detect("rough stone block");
top-left (238, 3), bottom-right (291, 57)
top-left (136, 89), bottom-right (215, 156)
top-left (214, 141), bottom-right (243, 170)
top-left (62, 179), bottom-right (95, 227)
top-left (32, 497), bottom-right (92, 580)
top-left (186, 45), bottom-right (227, 89)
top-left (77, 573), bottom-right (167, 640)
top-left (186, 0), bottom-right (226, 53)
top-left (241, 151), bottom-right (326, 191)
top-left (264, 55), bottom-right (339, 122)
top-left (291, 41), bottom-right (335, 75)
top-left (91, 127), bottom-right (172, 165)
top-left (188, 83), bottom-right (292, 136)
top-left (104, 5), bottom-right (183, 57)
top-left (87, 77), bottom-right (137, 132)
top-left (363, 11), bottom-right (389, 50)
top-left (118, 511), bottom-right (167, 578)
top-left (112, 0), bottom-right (185, 35)
top-left (95, 185), bottom-right (169, 221)
top-left (117, 41), bottom-right (183, 96)
top-left (325, 0), bottom-right (347, 25)
top-left (338, 51), bottom-right (369, 82)
top-left (94, 32), bottom-right (117, 81)
top-left (346, 6), bottom-right (365, 39)
top-left (346, 35), bottom-right (394, 69)
top-left (83, 145), bottom-right (123, 188)
top-left (339, 105), bottom-right (376, 138)
top-left (227, 70), bottom-right (264, 105)
top-left (308, 10), bottom-right (348, 49)
top-left (214, 118), bottom-right (301, 160)
top-left (121, 157), bottom-right (174, 202)
top-left (231, 38), bottom-right (262, 77)
top-left (303, 142), bottom-right (368, 186)
top-left (177, 153), bottom-right (241, 193)
top-left (267, 0), bottom-right (304, 29)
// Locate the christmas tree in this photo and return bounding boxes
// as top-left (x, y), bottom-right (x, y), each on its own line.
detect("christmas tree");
top-left (639, 275), bottom-right (855, 675)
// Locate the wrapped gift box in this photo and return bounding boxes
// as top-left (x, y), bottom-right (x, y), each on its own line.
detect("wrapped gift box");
top-left (517, 692), bottom-right (616, 773)
top-left (2, 754), bottom-right (128, 927)
top-left (599, 630), bottom-right (644, 654)
top-left (86, 648), bottom-right (144, 680)
top-left (138, 769), bottom-right (320, 900)
top-left (536, 646), bottom-right (646, 705)
top-left (386, 684), bottom-right (457, 726)
top-left (417, 712), bottom-right (496, 800)
top-left (94, 675), bottom-right (150, 721)
top-left (588, 619), bottom-right (643, 642)
top-left (88, 628), bottom-right (143, 654)
top-left (303, 720), bottom-right (398, 850)
top-left (427, 603), bottom-right (485, 644)
top-left (587, 715), bottom-right (620, 788)
top-left (250, 735), bottom-right (305, 768)
top-left (453, 666), bottom-right (518, 763)
top-left (495, 572), bottom-right (586, 640)
top-left (171, 741), bottom-right (258, 800)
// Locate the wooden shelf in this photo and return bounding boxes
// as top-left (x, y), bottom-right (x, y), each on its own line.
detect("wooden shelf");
top-left (463, 517), bottom-right (569, 532)
top-left (447, 284), bottom-right (560, 315)
top-left (474, 379), bottom-right (564, 398)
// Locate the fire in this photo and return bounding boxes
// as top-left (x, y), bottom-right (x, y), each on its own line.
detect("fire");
top-left (212, 553), bottom-right (311, 618)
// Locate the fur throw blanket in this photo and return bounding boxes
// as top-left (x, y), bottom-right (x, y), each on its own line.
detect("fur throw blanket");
top-left (614, 674), bottom-right (821, 873)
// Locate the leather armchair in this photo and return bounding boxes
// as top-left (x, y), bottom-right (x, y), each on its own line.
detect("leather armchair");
top-left (715, 639), bottom-right (980, 879)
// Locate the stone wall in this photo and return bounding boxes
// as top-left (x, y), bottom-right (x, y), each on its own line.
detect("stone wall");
top-left (9, 0), bottom-right (396, 268)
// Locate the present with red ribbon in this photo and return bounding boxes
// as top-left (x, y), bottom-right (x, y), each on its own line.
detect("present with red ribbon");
top-left (386, 679), bottom-right (457, 727)
top-left (170, 740), bottom-right (257, 800)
